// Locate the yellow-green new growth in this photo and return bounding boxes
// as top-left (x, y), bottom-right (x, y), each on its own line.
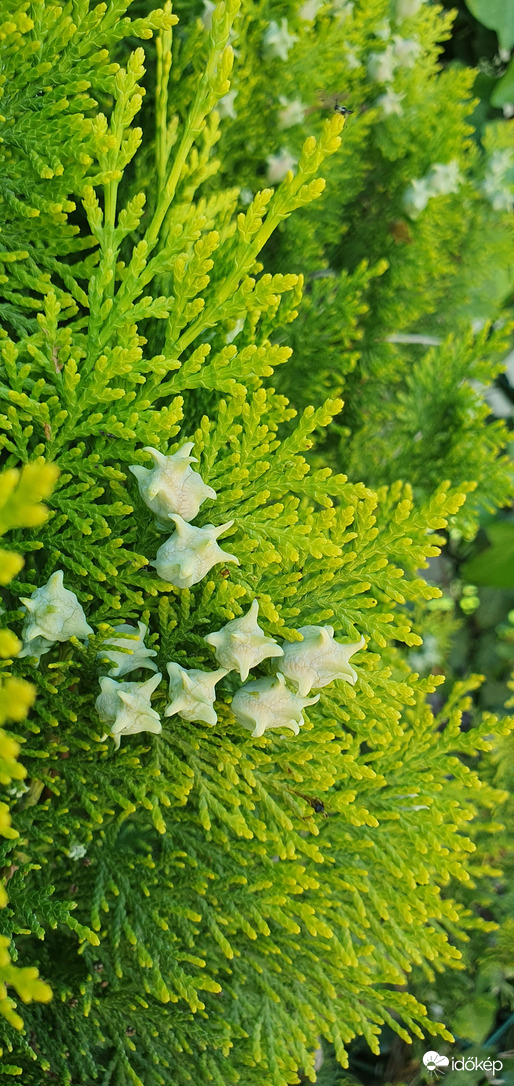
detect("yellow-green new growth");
top-left (0, 463), bottom-right (56, 1030)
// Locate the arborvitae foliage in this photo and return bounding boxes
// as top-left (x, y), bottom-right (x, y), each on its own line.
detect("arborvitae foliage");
top-left (182, 0), bottom-right (514, 535)
top-left (0, 2), bottom-right (513, 1084)
top-left (389, 683), bottom-right (514, 1070)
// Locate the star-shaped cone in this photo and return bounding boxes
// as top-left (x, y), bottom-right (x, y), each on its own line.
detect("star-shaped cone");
top-left (263, 18), bottom-right (298, 61)
top-left (165, 662), bottom-right (228, 726)
top-left (278, 626), bottom-right (365, 696)
top-left (367, 45), bottom-right (396, 84)
top-left (299, 0), bottom-right (323, 21)
top-left (20, 570), bottom-right (93, 647)
top-left (402, 178), bottom-right (432, 218)
top-left (392, 35), bottom-right (420, 68)
top-left (95, 673), bottom-right (162, 749)
top-left (267, 149), bottom-right (297, 184)
top-left (129, 442), bottom-right (216, 523)
top-left (231, 672), bottom-right (319, 738)
top-left (17, 634), bottom-right (55, 660)
top-left (204, 599), bottom-right (283, 680)
top-left (97, 621), bottom-right (158, 678)
top-left (151, 515), bottom-right (239, 588)
top-left (426, 161), bottom-right (461, 196)
top-left (376, 89), bottom-right (405, 116)
top-left (396, 0), bottom-right (424, 17)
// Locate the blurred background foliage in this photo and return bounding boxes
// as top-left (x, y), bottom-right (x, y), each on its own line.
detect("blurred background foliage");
top-left (320, 0), bottom-right (514, 1079)
top-left (440, 0), bottom-right (514, 127)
